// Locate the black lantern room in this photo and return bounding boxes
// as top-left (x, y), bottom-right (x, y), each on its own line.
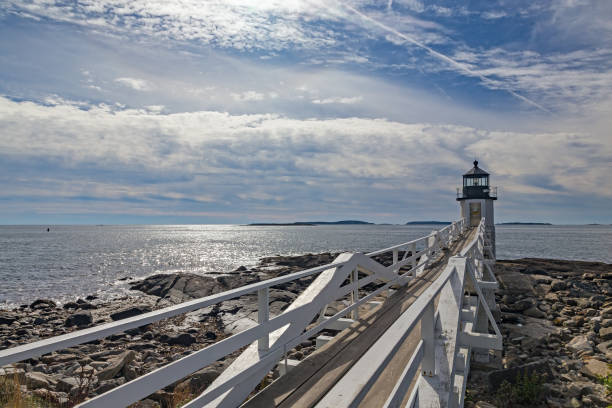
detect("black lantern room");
top-left (457, 160), bottom-right (497, 200)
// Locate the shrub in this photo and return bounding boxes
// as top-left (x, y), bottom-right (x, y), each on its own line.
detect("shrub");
top-left (494, 371), bottom-right (545, 407)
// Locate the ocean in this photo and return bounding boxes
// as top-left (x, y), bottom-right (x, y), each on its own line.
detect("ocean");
top-left (0, 224), bottom-right (610, 307)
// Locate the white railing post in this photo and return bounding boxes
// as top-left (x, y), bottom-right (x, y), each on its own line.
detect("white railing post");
top-left (411, 243), bottom-right (417, 271)
top-left (421, 301), bottom-right (435, 377)
top-left (351, 268), bottom-right (359, 320)
top-left (257, 288), bottom-right (269, 353)
top-left (393, 250), bottom-right (399, 274)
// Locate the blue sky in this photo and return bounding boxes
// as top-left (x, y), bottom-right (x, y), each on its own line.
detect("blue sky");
top-left (0, 0), bottom-right (611, 224)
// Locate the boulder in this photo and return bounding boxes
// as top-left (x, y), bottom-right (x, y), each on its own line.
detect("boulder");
top-left (0, 367), bottom-right (26, 382)
top-left (93, 378), bottom-right (126, 395)
top-left (523, 306), bottom-right (546, 318)
top-left (110, 305), bottom-right (152, 321)
top-left (162, 333), bottom-right (196, 346)
top-left (25, 372), bottom-right (57, 390)
top-left (129, 273), bottom-right (258, 303)
top-left (0, 313), bottom-right (18, 325)
top-left (65, 311), bottom-right (92, 327)
top-left (30, 299), bottom-right (56, 309)
top-left (56, 376), bottom-right (79, 393)
top-left (599, 326), bottom-right (612, 341)
top-left (97, 350), bottom-right (136, 381)
top-left (581, 359), bottom-right (609, 380)
top-left (567, 335), bottom-right (593, 353)
top-left (602, 306), bottom-right (612, 319)
top-left (180, 365), bottom-right (223, 392)
top-left (497, 271), bottom-right (535, 295)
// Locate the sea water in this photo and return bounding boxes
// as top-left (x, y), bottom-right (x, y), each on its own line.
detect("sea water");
top-left (0, 224), bottom-right (610, 307)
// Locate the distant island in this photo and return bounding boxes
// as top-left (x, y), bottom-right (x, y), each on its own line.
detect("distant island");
top-left (248, 220), bottom-right (374, 226)
top-left (405, 221), bottom-right (451, 225)
top-left (497, 222), bottom-right (552, 225)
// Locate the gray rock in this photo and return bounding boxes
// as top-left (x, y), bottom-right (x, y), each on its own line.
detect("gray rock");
top-left (93, 378), bottom-right (126, 395)
top-left (523, 306), bottom-right (547, 318)
top-left (0, 312), bottom-right (18, 325)
top-left (110, 305), bottom-right (152, 321)
top-left (162, 333), bottom-right (196, 346)
top-left (97, 350), bottom-right (136, 381)
top-left (65, 311), bottom-right (92, 327)
top-left (567, 335), bottom-right (593, 353)
top-left (581, 359), bottom-right (609, 380)
top-left (56, 376), bottom-right (79, 392)
top-left (599, 326), bottom-right (612, 341)
top-left (30, 299), bottom-right (57, 309)
top-left (25, 371), bottom-right (57, 389)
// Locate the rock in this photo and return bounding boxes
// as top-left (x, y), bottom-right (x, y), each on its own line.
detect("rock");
top-left (475, 402), bottom-right (497, 408)
top-left (65, 311), bottom-right (92, 327)
top-left (487, 360), bottom-right (551, 390)
top-left (30, 299), bottom-right (56, 309)
top-left (63, 302), bottom-right (80, 309)
top-left (596, 339), bottom-right (612, 354)
top-left (93, 378), bottom-right (126, 395)
top-left (0, 367), bottom-right (26, 382)
top-left (25, 371), bottom-right (57, 390)
top-left (581, 359), bottom-right (609, 380)
top-left (497, 271), bottom-right (535, 295)
top-left (33, 389), bottom-right (69, 405)
top-left (97, 350), bottom-right (136, 381)
top-left (599, 326), bottom-right (612, 341)
top-left (567, 335), bottom-right (593, 353)
top-left (511, 298), bottom-right (534, 312)
top-left (550, 280), bottom-right (566, 291)
top-left (0, 312), bottom-right (18, 325)
top-left (204, 331), bottom-right (217, 340)
top-left (56, 376), bottom-right (79, 392)
top-left (523, 306), bottom-right (546, 318)
top-left (110, 305), bottom-right (152, 321)
top-left (162, 333), bottom-right (196, 346)
top-left (602, 306), bottom-right (612, 318)
top-left (182, 366), bottom-right (222, 392)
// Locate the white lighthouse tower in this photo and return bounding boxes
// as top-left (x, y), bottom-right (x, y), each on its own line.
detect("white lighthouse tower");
top-left (457, 160), bottom-right (497, 254)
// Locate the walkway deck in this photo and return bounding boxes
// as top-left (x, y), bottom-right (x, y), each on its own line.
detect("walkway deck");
top-left (244, 228), bottom-right (477, 408)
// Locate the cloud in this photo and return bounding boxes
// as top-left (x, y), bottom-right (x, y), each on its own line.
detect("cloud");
top-left (481, 11), bottom-right (507, 20)
top-left (0, 96), bottom-right (610, 223)
top-left (114, 77), bottom-right (152, 91)
top-left (1, 0), bottom-right (341, 51)
top-left (230, 91), bottom-right (266, 102)
top-left (312, 96), bottom-right (363, 104)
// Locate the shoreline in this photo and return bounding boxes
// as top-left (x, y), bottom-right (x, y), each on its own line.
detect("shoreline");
top-left (1, 254), bottom-right (611, 407)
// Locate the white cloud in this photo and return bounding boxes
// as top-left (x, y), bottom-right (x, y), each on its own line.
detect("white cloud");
top-left (481, 11), bottom-right (507, 19)
top-left (312, 96), bottom-right (363, 104)
top-left (1, 96), bottom-right (610, 212)
top-left (114, 77), bottom-right (152, 91)
top-left (230, 91), bottom-right (266, 102)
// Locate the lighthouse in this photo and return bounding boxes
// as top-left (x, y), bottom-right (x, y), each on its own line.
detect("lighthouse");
top-left (457, 160), bottom-right (497, 254)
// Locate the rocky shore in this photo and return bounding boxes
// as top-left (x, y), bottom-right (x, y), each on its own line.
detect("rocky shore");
top-left (0, 252), bottom-right (344, 407)
top-left (467, 258), bottom-right (612, 408)
top-left (1, 254), bottom-right (610, 407)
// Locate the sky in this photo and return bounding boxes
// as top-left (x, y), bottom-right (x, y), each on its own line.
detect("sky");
top-left (0, 0), bottom-right (611, 225)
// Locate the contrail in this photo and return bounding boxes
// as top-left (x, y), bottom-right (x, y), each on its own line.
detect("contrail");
top-left (338, 1), bottom-right (551, 113)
